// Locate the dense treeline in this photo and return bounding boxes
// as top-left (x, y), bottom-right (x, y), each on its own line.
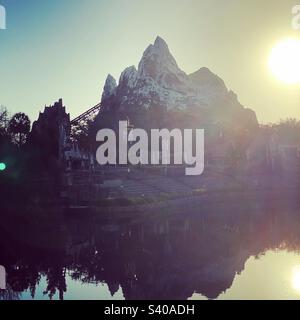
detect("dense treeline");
top-left (0, 106), bottom-right (61, 209)
top-left (0, 106), bottom-right (31, 206)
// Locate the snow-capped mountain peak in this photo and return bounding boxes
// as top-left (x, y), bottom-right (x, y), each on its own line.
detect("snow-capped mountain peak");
top-left (137, 36), bottom-right (188, 90)
top-left (189, 67), bottom-right (228, 100)
top-left (119, 66), bottom-right (137, 88)
top-left (102, 74), bottom-right (117, 101)
top-left (99, 36), bottom-right (257, 127)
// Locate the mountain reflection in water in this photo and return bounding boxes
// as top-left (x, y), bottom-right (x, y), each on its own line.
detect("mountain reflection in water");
top-left (1, 200), bottom-right (300, 300)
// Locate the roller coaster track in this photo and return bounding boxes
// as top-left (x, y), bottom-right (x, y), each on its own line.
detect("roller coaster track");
top-left (71, 103), bottom-right (102, 126)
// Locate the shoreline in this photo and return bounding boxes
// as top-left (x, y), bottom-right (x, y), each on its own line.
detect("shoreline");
top-left (64, 187), bottom-right (300, 218)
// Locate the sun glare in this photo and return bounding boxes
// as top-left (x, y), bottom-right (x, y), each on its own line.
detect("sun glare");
top-left (292, 266), bottom-right (300, 293)
top-left (269, 38), bottom-right (300, 84)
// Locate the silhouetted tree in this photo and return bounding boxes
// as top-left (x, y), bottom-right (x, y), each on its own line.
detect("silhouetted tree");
top-left (70, 119), bottom-right (93, 152)
top-left (275, 118), bottom-right (300, 144)
top-left (8, 113), bottom-right (31, 147)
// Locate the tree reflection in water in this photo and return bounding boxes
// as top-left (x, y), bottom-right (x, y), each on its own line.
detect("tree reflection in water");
top-left (1, 198), bottom-right (300, 300)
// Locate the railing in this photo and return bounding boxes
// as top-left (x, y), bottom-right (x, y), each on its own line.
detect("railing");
top-left (71, 103), bottom-right (101, 126)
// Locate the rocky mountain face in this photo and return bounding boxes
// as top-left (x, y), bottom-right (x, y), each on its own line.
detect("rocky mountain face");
top-left (97, 36), bottom-right (258, 130)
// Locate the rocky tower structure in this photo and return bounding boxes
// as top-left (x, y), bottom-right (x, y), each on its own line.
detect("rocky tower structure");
top-left (30, 99), bottom-right (71, 164)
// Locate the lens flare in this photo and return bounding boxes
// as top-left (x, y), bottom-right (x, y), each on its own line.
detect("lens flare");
top-left (292, 266), bottom-right (300, 293)
top-left (269, 38), bottom-right (300, 84)
top-left (0, 162), bottom-right (6, 171)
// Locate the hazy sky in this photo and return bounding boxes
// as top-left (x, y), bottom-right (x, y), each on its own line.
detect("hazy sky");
top-left (0, 0), bottom-right (300, 123)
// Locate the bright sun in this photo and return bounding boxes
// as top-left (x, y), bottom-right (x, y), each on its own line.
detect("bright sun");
top-left (269, 38), bottom-right (300, 84)
top-left (292, 266), bottom-right (300, 293)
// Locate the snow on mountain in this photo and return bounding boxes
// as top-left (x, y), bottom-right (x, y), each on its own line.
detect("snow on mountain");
top-left (189, 67), bottom-right (228, 104)
top-left (100, 36), bottom-right (257, 127)
top-left (102, 74), bottom-right (117, 101)
top-left (137, 36), bottom-right (190, 91)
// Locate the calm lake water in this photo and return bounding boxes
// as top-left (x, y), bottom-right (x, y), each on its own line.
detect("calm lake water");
top-left (1, 198), bottom-right (300, 300)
